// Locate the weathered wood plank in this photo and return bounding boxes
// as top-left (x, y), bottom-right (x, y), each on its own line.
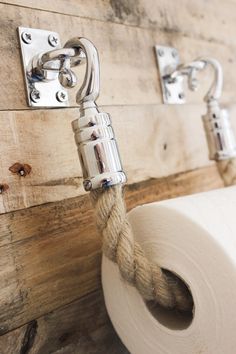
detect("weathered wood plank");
top-left (0, 3), bottom-right (236, 110)
top-left (1, 0), bottom-right (236, 48)
top-left (0, 166), bottom-right (223, 334)
top-left (0, 289), bottom-right (129, 354)
top-left (0, 2), bottom-right (160, 109)
top-left (0, 103), bottom-right (226, 213)
top-left (0, 109), bottom-right (83, 213)
top-left (0, 2), bottom-right (233, 353)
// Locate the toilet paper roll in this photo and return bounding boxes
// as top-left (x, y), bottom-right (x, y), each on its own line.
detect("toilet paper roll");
top-left (102, 186), bottom-right (236, 354)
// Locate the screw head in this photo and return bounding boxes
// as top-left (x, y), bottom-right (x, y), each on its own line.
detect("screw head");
top-left (101, 178), bottom-right (112, 189)
top-left (19, 169), bottom-right (25, 176)
top-left (56, 90), bottom-right (68, 102)
top-left (83, 180), bottom-right (92, 191)
top-left (30, 89), bottom-right (41, 103)
top-left (158, 49), bottom-right (164, 57)
top-left (48, 34), bottom-right (59, 47)
top-left (178, 92), bottom-right (185, 100)
top-left (21, 32), bottom-right (32, 44)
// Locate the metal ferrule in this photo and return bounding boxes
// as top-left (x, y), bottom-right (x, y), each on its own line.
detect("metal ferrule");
top-left (72, 111), bottom-right (126, 190)
top-left (202, 102), bottom-right (236, 160)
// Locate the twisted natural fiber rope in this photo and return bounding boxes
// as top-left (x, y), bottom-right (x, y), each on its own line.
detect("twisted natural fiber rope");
top-left (216, 158), bottom-right (236, 186)
top-left (91, 159), bottom-right (236, 313)
top-left (91, 185), bottom-right (193, 312)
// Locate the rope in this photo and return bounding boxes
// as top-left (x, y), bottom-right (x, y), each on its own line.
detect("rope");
top-left (216, 158), bottom-right (236, 186)
top-left (91, 185), bottom-right (193, 312)
top-left (90, 160), bottom-right (236, 313)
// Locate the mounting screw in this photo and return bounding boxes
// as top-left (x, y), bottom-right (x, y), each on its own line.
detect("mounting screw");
top-left (178, 92), bottom-right (185, 100)
top-left (83, 180), bottom-right (92, 191)
top-left (21, 32), bottom-right (32, 44)
top-left (30, 89), bottom-right (41, 103)
top-left (48, 34), bottom-right (59, 47)
top-left (56, 90), bottom-right (68, 102)
top-left (158, 49), bottom-right (164, 57)
top-left (101, 178), bottom-right (112, 189)
top-left (9, 162), bottom-right (32, 177)
top-left (19, 169), bottom-right (25, 176)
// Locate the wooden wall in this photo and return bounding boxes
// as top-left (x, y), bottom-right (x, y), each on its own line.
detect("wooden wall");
top-left (0, 0), bottom-right (234, 352)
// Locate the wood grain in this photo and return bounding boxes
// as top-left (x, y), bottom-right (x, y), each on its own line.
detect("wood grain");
top-left (0, 2), bottom-right (160, 109)
top-left (0, 3), bottom-right (236, 110)
top-left (0, 1), bottom-right (235, 352)
top-left (0, 103), bottom-right (230, 214)
top-left (0, 3), bottom-right (234, 215)
top-left (1, 0), bottom-right (236, 48)
top-left (0, 289), bottom-right (129, 354)
top-left (0, 165), bottom-right (223, 335)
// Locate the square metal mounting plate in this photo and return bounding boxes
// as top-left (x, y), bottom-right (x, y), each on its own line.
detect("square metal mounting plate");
top-left (155, 45), bottom-right (185, 104)
top-left (18, 27), bottom-right (69, 108)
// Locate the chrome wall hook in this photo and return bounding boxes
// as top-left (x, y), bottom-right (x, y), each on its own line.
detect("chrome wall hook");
top-left (18, 27), bottom-right (86, 107)
top-left (155, 45), bottom-right (236, 161)
top-left (69, 37), bottom-right (126, 190)
top-left (166, 57), bottom-right (223, 103)
top-left (18, 27), bottom-right (126, 190)
top-left (64, 37), bottom-right (100, 115)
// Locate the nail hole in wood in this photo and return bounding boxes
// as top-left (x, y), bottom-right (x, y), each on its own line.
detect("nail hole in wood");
top-left (0, 184), bottom-right (9, 194)
top-left (9, 163), bottom-right (32, 177)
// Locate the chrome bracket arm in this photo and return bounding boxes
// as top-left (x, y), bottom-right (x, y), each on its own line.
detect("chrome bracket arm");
top-left (155, 45), bottom-right (236, 161)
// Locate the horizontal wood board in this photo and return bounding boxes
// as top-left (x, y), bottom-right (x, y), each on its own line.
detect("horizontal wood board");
top-left (0, 166), bottom-right (223, 335)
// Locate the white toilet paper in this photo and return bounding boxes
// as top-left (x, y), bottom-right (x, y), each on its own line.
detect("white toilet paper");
top-left (102, 186), bottom-right (236, 354)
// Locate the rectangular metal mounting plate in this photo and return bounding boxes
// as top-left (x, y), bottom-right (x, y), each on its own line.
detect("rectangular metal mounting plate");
top-left (18, 27), bottom-right (69, 108)
top-left (155, 45), bottom-right (185, 104)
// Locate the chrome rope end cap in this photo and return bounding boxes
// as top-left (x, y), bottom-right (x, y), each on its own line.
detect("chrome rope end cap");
top-left (72, 111), bottom-right (126, 191)
top-left (202, 100), bottom-right (236, 161)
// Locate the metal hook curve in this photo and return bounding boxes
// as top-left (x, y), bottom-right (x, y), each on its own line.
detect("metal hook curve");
top-left (197, 57), bottom-right (223, 102)
top-left (64, 37), bottom-right (100, 105)
top-left (170, 57), bottom-right (223, 103)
